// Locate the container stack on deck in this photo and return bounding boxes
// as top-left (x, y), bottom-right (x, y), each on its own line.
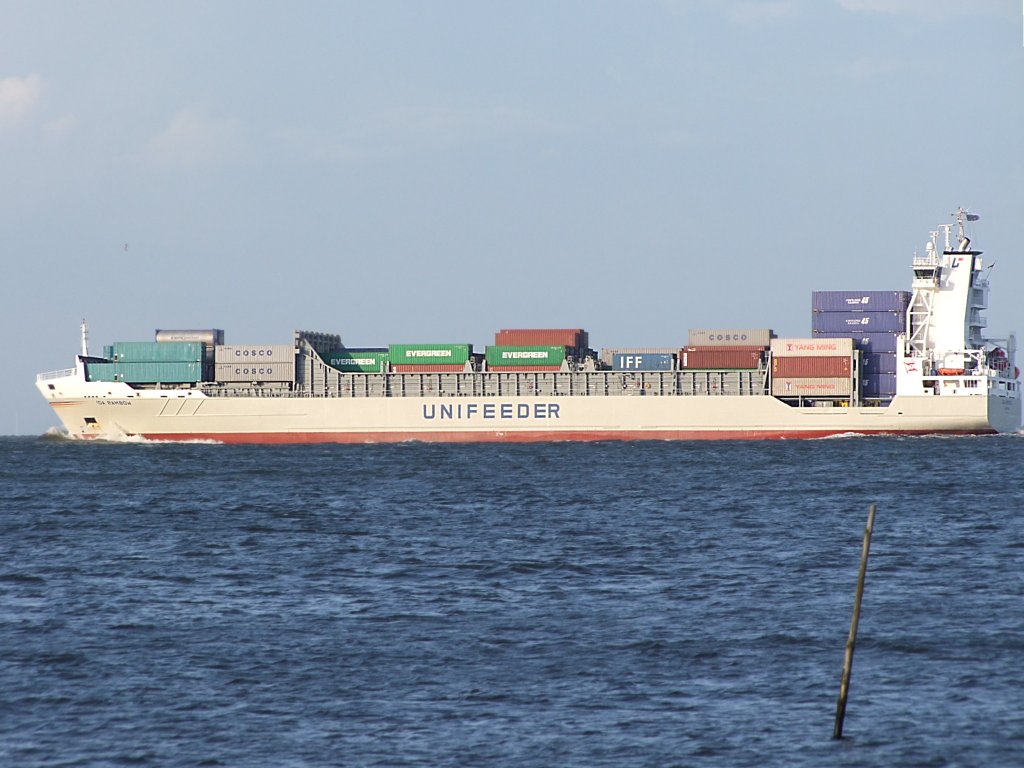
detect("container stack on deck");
top-left (485, 345), bottom-right (568, 372)
top-left (488, 329), bottom-right (589, 371)
top-left (810, 291), bottom-right (910, 401)
top-left (678, 328), bottom-right (771, 371)
top-left (214, 344), bottom-right (296, 383)
top-left (388, 343), bottom-right (474, 373)
top-left (769, 338), bottom-right (855, 398)
top-left (88, 340), bottom-right (208, 384)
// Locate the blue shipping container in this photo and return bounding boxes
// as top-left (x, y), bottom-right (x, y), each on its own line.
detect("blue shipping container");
top-left (861, 353), bottom-right (897, 374)
top-left (861, 373), bottom-right (897, 397)
top-left (812, 312), bottom-right (905, 333)
top-left (812, 291), bottom-right (911, 313)
top-left (613, 353), bottom-right (675, 371)
top-left (814, 331), bottom-right (900, 354)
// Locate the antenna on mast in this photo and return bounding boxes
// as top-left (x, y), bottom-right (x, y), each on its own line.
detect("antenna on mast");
top-left (80, 319), bottom-right (89, 357)
top-left (954, 207), bottom-right (980, 252)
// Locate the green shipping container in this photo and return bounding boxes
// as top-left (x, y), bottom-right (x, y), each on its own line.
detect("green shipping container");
top-left (486, 345), bottom-right (566, 367)
top-left (325, 351), bottom-right (388, 373)
top-left (388, 343), bottom-right (471, 366)
top-left (111, 341), bottom-right (203, 363)
top-left (86, 361), bottom-right (203, 383)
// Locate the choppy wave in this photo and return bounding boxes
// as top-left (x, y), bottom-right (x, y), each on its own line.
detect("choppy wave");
top-left (2, 437), bottom-right (1023, 767)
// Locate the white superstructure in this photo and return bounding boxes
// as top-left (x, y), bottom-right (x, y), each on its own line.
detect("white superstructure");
top-left (898, 208), bottom-right (1018, 410)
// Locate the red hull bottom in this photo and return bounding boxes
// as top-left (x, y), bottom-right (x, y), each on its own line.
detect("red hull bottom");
top-left (129, 427), bottom-right (995, 444)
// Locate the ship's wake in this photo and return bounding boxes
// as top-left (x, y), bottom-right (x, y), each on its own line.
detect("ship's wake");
top-left (40, 428), bottom-right (222, 445)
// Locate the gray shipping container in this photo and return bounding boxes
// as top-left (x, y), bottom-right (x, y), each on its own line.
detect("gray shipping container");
top-left (215, 362), bottom-right (295, 382)
top-left (688, 329), bottom-right (772, 347)
top-left (215, 345), bottom-right (295, 364)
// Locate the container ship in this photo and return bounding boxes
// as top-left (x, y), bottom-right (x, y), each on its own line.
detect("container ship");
top-left (37, 209), bottom-right (1020, 442)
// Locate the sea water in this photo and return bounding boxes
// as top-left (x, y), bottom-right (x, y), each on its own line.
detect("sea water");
top-left (2, 434), bottom-right (1023, 766)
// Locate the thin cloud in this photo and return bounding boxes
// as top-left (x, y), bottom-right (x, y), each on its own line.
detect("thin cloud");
top-left (836, 0), bottom-right (1010, 18)
top-left (0, 73), bottom-right (42, 127)
top-left (146, 107), bottom-right (246, 169)
top-left (335, 103), bottom-right (570, 160)
top-left (43, 114), bottom-right (76, 140)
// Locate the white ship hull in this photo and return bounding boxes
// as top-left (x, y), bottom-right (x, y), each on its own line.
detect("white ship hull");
top-left (38, 376), bottom-right (1019, 443)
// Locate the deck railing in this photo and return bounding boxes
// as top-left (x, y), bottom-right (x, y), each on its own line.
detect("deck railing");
top-left (37, 367), bottom-right (78, 381)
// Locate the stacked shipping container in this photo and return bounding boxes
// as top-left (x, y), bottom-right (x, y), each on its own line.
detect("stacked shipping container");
top-left (769, 338), bottom-right (854, 397)
top-left (687, 329), bottom-right (773, 348)
top-left (485, 345), bottom-right (566, 372)
top-left (679, 329), bottom-right (771, 371)
top-left (494, 329), bottom-right (589, 365)
top-left (90, 341), bottom-right (206, 383)
top-left (389, 343), bottom-right (473, 372)
top-left (678, 348), bottom-right (763, 370)
top-left (214, 344), bottom-right (295, 383)
top-left (811, 291), bottom-right (910, 401)
top-left (87, 361), bottom-right (203, 383)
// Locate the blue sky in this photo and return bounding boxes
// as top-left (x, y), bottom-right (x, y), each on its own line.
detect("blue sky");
top-left (3, 0), bottom-right (1021, 434)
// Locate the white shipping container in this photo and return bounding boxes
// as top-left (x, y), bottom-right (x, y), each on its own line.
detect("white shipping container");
top-left (156, 329), bottom-right (225, 345)
top-left (215, 362), bottom-right (295, 382)
top-left (688, 329), bottom-right (772, 347)
top-left (215, 344), bottom-right (295, 364)
top-left (770, 337), bottom-right (854, 357)
top-left (771, 377), bottom-right (852, 397)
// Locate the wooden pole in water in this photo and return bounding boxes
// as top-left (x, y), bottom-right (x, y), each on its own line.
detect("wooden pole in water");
top-left (833, 503), bottom-right (876, 740)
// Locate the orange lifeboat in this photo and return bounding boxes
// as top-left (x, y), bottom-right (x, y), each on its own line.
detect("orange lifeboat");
top-left (936, 368), bottom-right (965, 376)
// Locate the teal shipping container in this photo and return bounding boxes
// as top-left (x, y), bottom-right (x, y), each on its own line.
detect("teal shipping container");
top-left (87, 361), bottom-right (203, 383)
top-left (388, 344), bottom-right (471, 366)
top-left (486, 345), bottom-right (566, 367)
top-left (111, 341), bottom-right (203, 363)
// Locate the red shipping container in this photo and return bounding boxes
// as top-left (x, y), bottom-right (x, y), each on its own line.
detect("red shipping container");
top-left (772, 355), bottom-right (851, 378)
top-left (390, 364), bottom-right (466, 373)
top-left (678, 349), bottom-right (762, 369)
top-left (684, 346), bottom-right (767, 352)
top-left (495, 328), bottom-right (588, 349)
top-left (486, 365), bottom-right (563, 372)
